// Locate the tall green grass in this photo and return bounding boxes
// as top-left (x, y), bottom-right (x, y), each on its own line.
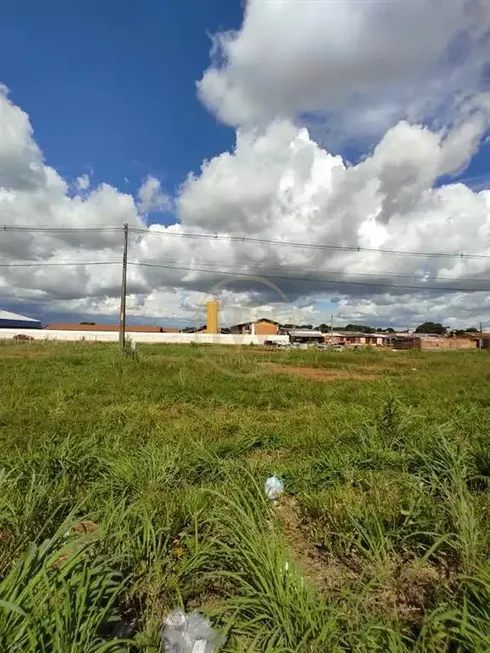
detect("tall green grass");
top-left (0, 522), bottom-right (128, 652)
top-left (2, 343), bottom-right (490, 650)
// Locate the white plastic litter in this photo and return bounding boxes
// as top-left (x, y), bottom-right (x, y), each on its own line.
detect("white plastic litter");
top-left (264, 475), bottom-right (284, 500)
top-left (161, 610), bottom-right (224, 653)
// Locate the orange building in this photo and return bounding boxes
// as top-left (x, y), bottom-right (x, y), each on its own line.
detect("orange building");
top-left (229, 318), bottom-right (280, 336)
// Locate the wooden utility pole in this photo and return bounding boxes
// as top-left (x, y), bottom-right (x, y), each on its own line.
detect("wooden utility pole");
top-left (119, 223), bottom-right (128, 352)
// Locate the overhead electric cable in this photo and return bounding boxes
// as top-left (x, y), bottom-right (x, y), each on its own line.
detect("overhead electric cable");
top-left (129, 227), bottom-right (490, 261)
top-left (129, 260), bottom-right (488, 293)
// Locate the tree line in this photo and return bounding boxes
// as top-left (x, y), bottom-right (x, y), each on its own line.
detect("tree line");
top-left (313, 322), bottom-right (480, 335)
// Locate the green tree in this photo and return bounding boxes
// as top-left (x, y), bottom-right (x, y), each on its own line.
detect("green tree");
top-left (414, 322), bottom-right (446, 334)
top-left (344, 323), bottom-right (375, 334)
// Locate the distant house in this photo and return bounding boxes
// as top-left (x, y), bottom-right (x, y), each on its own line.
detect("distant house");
top-left (44, 324), bottom-right (178, 333)
top-left (229, 318), bottom-right (280, 336)
top-left (416, 334), bottom-right (477, 350)
top-left (335, 330), bottom-right (370, 345)
top-left (391, 336), bottom-right (421, 350)
top-left (475, 333), bottom-right (490, 349)
top-left (180, 325), bottom-right (230, 334)
top-left (288, 329), bottom-right (324, 344)
top-left (324, 330), bottom-right (387, 346)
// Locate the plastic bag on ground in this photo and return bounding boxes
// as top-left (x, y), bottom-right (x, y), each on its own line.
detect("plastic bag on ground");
top-left (265, 475), bottom-right (284, 500)
top-left (161, 610), bottom-right (224, 653)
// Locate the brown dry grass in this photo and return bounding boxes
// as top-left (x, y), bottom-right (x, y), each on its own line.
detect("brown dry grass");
top-left (264, 362), bottom-right (380, 382)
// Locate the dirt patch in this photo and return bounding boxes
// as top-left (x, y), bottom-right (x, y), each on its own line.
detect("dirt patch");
top-left (275, 496), bottom-right (356, 591)
top-left (71, 519), bottom-right (98, 536)
top-left (274, 496), bottom-right (442, 620)
top-left (395, 562), bottom-right (442, 615)
top-left (365, 560), bottom-right (444, 622)
top-left (0, 529), bottom-right (11, 542)
top-left (54, 520), bottom-right (100, 568)
top-left (264, 363), bottom-right (379, 382)
top-left (246, 448), bottom-right (290, 466)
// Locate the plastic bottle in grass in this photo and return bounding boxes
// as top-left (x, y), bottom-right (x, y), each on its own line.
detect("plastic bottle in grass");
top-left (265, 475), bottom-right (284, 500)
top-left (161, 610), bottom-right (224, 652)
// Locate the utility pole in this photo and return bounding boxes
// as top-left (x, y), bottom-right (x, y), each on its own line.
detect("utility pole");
top-left (330, 313), bottom-right (334, 336)
top-left (119, 223), bottom-right (128, 352)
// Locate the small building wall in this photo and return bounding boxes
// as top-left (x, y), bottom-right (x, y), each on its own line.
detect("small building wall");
top-left (230, 320), bottom-right (278, 335)
top-left (343, 335), bottom-right (366, 344)
top-left (392, 337), bottom-right (421, 350)
top-left (419, 337), bottom-right (477, 350)
top-left (363, 335), bottom-right (389, 346)
top-left (325, 335), bottom-right (344, 344)
top-left (418, 337), bottom-right (444, 350)
top-left (44, 324), bottom-right (178, 333)
top-left (0, 328), bottom-right (289, 346)
top-left (254, 321), bottom-right (279, 336)
top-left (444, 338), bottom-right (477, 350)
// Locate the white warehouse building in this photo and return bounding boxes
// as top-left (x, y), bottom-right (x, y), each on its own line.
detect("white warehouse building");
top-left (0, 310), bottom-right (42, 329)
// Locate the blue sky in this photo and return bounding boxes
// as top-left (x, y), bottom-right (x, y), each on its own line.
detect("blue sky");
top-left (0, 0), bottom-right (242, 209)
top-left (2, 0), bottom-right (489, 212)
top-left (1, 0), bottom-right (490, 329)
top-left (4, 0), bottom-right (488, 214)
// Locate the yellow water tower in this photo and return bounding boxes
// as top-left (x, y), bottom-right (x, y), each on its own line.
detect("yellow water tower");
top-left (206, 300), bottom-right (220, 334)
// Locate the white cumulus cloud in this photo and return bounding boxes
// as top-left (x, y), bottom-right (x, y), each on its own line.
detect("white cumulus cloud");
top-left (75, 174), bottom-right (90, 191)
top-left (137, 175), bottom-right (172, 214)
top-left (198, 0), bottom-right (490, 140)
top-left (2, 0), bottom-right (490, 329)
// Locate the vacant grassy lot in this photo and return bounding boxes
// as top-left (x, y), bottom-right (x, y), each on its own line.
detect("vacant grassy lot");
top-left (2, 341), bottom-right (490, 651)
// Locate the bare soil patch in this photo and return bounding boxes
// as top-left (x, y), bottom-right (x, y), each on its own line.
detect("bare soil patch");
top-left (264, 363), bottom-right (379, 382)
top-left (366, 560), bottom-right (444, 622)
top-left (275, 497), bottom-right (443, 622)
top-left (275, 496), bottom-right (356, 591)
top-left (246, 448), bottom-right (290, 465)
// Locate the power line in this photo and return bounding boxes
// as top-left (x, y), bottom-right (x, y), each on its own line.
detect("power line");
top-left (0, 261), bottom-right (120, 267)
top-left (129, 227), bottom-right (490, 261)
top-left (3, 223), bottom-right (490, 261)
top-left (0, 257), bottom-right (485, 292)
top-left (129, 260), bottom-right (489, 293)
top-left (1, 225), bottom-right (122, 233)
top-left (0, 257), bottom-right (488, 292)
top-left (134, 256), bottom-right (490, 285)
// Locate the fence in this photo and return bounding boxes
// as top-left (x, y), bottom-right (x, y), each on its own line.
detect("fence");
top-left (0, 328), bottom-right (289, 346)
